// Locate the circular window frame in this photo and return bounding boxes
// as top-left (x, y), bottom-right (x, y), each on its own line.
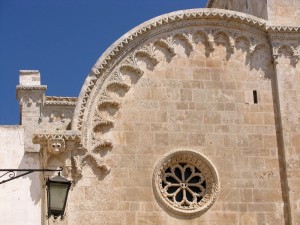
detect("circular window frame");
top-left (152, 149), bottom-right (220, 216)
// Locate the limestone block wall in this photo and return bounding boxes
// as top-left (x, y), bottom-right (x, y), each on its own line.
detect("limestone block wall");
top-left (207, 0), bottom-right (268, 19)
top-left (0, 126), bottom-right (41, 225)
top-left (2, 8), bottom-right (299, 225)
top-left (208, 0), bottom-right (300, 26)
top-left (272, 46), bottom-right (300, 224)
top-left (267, 0), bottom-right (300, 26)
top-left (65, 20), bottom-right (288, 224)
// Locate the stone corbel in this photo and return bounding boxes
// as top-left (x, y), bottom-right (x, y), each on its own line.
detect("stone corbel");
top-left (33, 131), bottom-right (111, 178)
top-left (33, 131), bottom-right (81, 177)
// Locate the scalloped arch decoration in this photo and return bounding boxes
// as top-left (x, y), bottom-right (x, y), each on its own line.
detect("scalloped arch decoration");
top-left (71, 8), bottom-right (299, 151)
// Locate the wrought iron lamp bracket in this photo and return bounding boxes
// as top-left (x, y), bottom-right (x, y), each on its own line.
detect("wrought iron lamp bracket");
top-left (0, 168), bottom-right (63, 185)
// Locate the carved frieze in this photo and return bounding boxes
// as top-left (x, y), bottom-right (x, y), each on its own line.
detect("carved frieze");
top-left (16, 85), bottom-right (47, 111)
top-left (269, 35), bottom-right (300, 65)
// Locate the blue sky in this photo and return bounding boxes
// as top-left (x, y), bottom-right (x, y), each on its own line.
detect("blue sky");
top-left (0, 0), bottom-right (207, 125)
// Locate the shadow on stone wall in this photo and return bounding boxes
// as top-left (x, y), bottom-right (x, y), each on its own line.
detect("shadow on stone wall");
top-left (18, 152), bottom-right (42, 205)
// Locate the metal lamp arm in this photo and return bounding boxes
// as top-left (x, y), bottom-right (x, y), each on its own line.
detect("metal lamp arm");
top-left (0, 168), bottom-right (63, 185)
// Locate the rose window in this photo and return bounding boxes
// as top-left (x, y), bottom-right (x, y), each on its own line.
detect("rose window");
top-left (153, 150), bottom-right (219, 216)
top-left (163, 163), bottom-right (206, 207)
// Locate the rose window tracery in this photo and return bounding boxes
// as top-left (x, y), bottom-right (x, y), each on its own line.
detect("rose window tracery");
top-left (153, 150), bottom-right (219, 216)
top-left (163, 163), bottom-right (206, 207)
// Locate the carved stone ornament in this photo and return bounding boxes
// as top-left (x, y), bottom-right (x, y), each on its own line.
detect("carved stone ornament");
top-left (33, 132), bottom-right (111, 178)
top-left (47, 138), bottom-right (65, 155)
top-left (152, 150), bottom-right (220, 216)
top-left (270, 40), bottom-right (300, 66)
top-left (71, 8), bottom-right (299, 152)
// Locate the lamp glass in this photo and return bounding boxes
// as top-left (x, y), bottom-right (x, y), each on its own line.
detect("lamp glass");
top-left (49, 182), bottom-right (69, 212)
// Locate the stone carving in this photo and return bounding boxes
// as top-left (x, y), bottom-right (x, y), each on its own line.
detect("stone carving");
top-left (40, 109), bottom-right (73, 130)
top-left (81, 28), bottom-right (269, 151)
top-left (33, 132), bottom-right (111, 177)
top-left (72, 8), bottom-right (299, 152)
top-left (33, 133), bottom-right (80, 141)
top-left (16, 86), bottom-right (46, 109)
top-left (271, 41), bottom-right (300, 65)
top-left (19, 95), bottom-right (42, 108)
top-left (162, 163), bottom-right (206, 207)
top-left (73, 151), bottom-right (110, 175)
top-left (266, 26), bottom-right (300, 32)
top-left (152, 150), bottom-right (220, 216)
top-left (120, 54), bottom-right (143, 76)
top-left (48, 138), bottom-right (65, 155)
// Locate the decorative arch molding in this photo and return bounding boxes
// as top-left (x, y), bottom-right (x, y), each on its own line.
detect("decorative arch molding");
top-left (72, 8), bottom-right (300, 152)
top-left (271, 42), bottom-right (300, 65)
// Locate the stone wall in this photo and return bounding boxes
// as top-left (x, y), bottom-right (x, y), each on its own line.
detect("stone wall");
top-left (272, 44), bottom-right (300, 225)
top-left (267, 0), bottom-right (300, 26)
top-left (0, 126), bottom-right (41, 225)
top-left (65, 18), bottom-right (287, 224)
top-left (207, 0), bottom-right (268, 20)
top-left (208, 0), bottom-right (300, 26)
top-left (16, 70), bottom-right (76, 153)
top-left (1, 7), bottom-right (299, 225)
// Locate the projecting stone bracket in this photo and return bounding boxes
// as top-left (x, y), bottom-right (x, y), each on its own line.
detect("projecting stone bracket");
top-left (33, 131), bottom-right (110, 178)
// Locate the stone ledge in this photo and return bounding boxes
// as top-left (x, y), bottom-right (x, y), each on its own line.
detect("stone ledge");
top-left (32, 130), bottom-right (81, 143)
top-left (16, 85), bottom-right (47, 90)
top-left (45, 96), bottom-right (77, 106)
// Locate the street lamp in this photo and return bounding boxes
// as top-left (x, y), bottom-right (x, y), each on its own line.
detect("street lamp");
top-left (45, 171), bottom-right (72, 220)
top-left (0, 167), bottom-right (74, 221)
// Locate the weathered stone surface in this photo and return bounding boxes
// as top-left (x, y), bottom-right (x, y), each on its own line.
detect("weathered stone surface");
top-left (1, 3), bottom-right (300, 225)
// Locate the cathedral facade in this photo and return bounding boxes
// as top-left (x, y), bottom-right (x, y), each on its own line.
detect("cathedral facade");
top-left (1, 0), bottom-right (300, 224)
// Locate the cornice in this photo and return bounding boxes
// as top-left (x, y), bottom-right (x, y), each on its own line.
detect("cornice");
top-left (16, 85), bottom-right (47, 91)
top-left (32, 131), bottom-right (81, 143)
top-left (266, 25), bottom-right (300, 33)
top-left (45, 96), bottom-right (77, 106)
